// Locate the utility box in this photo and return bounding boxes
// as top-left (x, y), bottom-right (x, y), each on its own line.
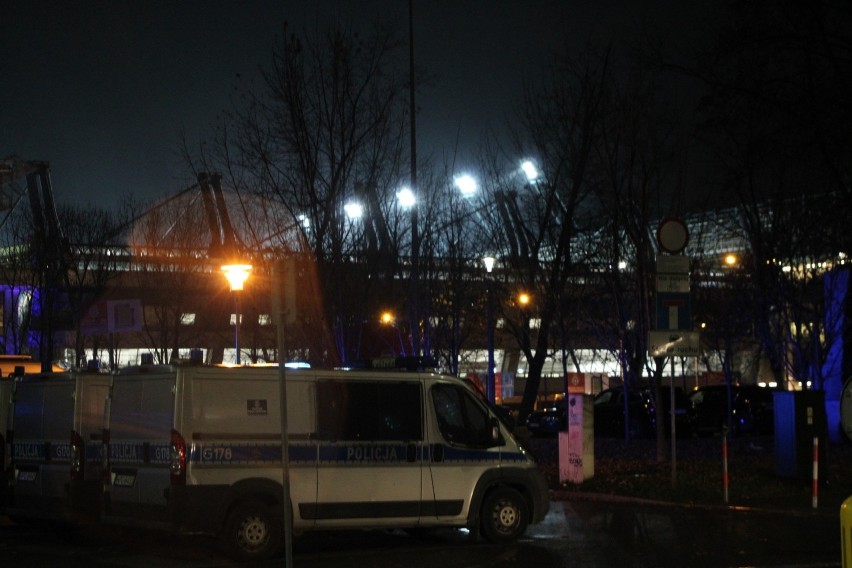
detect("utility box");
top-left (774, 390), bottom-right (827, 479)
top-left (559, 393), bottom-right (594, 484)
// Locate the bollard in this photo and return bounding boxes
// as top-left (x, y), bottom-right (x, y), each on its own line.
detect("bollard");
top-left (812, 436), bottom-right (819, 509)
top-left (842, 496), bottom-right (852, 568)
top-left (722, 431), bottom-right (729, 504)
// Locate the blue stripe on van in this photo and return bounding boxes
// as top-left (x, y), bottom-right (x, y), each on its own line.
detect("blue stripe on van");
top-left (12, 441), bottom-right (71, 463)
top-left (189, 442), bottom-right (316, 465)
top-left (190, 442), bottom-right (425, 465)
top-left (425, 445), bottom-right (526, 464)
top-left (317, 443), bottom-right (419, 464)
top-left (108, 442), bottom-right (171, 465)
top-left (503, 451), bottom-right (529, 463)
top-left (187, 441), bottom-right (523, 466)
top-left (106, 439), bottom-right (526, 467)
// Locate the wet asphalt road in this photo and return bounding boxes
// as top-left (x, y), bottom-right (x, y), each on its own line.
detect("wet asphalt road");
top-left (0, 497), bottom-right (843, 567)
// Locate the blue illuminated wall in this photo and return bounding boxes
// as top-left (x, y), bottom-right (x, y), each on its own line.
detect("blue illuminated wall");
top-left (1, 284), bottom-right (36, 356)
top-left (823, 268), bottom-right (850, 442)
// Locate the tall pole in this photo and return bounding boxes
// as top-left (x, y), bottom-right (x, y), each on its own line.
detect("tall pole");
top-left (487, 282), bottom-right (495, 404)
top-left (272, 260), bottom-right (293, 568)
top-left (670, 356), bottom-right (677, 487)
top-left (484, 256), bottom-right (496, 404)
top-left (234, 292), bottom-right (241, 365)
top-left (408, 0), bottom-right (420, 358)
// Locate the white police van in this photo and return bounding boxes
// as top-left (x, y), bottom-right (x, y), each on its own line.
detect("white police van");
top-left (103, 363), bottom-right (549, 560)
top-left (6, 372), bottom-right (110, 521)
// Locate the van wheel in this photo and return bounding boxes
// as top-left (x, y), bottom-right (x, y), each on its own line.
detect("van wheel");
top-left (480, 487), bottom-right (528, 543)
top-left (222, 499), bottom-right (282, 561)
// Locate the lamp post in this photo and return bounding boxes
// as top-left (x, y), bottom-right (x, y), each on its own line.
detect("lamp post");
top-left (517, 291), bottom-right (532, 354)
top-left (408, 0), bottom-right (420, 359)
top-left (380, 310), bottom-right (406, 357)
top-left (222, 263), bottom-right (252, 365)
top-left (483, 256), bottom-right (496, 404)
top-left (397, 187), bottom-right (419, 356)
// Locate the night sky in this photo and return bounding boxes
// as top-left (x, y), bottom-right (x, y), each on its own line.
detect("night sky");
top-left (2, 1), bottom-right (711, 210)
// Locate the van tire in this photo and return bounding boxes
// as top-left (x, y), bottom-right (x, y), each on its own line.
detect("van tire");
top-left (479, 487), bottom-right (528, 543)
top-left (221, 499), bottom-right (282, 561)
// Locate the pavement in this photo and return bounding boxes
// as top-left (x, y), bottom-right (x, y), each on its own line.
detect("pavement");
top-left (0, 493), bottom-right (846, 567)
top-left (546, 489), bottom-right (845, 567)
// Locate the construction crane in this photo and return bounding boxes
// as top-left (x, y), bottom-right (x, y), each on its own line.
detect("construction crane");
top-left (0, 157), bottom-right (71, 371)
top-left (197, 172), bottom-right (243, 259)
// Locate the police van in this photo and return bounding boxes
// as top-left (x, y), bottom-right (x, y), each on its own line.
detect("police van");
top-left (103, 363), bottom-right (550, 560)
top-left (6, 372), bottom-right (110, 521)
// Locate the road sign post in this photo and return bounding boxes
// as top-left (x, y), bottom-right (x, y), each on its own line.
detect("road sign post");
top-left (652, 218), bottom-right (696, 490)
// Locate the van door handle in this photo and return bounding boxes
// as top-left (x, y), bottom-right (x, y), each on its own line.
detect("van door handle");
top-left (432, 444), bottom-right (444, 463)
top-left (406, 443), bottom-right (417, 463)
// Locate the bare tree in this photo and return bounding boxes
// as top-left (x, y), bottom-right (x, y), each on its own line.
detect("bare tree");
top-left (59, 203), bottom-right (129, 368)
top-left (589, 51), bottom-right (688, 449)
top-left (690, 1), bottom-right (852, 391)
top-left (479, 46), bottom-right (611, 423)
top-left (196, 22), bottom-right (412, 366)
top-left (128, 195), bottom-right (219, 364)
top-left (416, 166), bottom-right (492, 374)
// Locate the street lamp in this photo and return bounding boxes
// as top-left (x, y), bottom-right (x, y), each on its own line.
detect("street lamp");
top-left (454, 174), bottom-right (478, 197)
top-left (396, 187), bottom-right (416, 208)
top-left (483, 256), bottom-right (496, 404)
top-left (520, 160), bottom-right (539, 183)
top-left (344, 200), bottom-right (363, 219)
top-left (222, 263), bottom-right (252, 365)
top-left (516, 292), bottom-right (532, 345)
top-left (380, 310), bottom-right (406, 357)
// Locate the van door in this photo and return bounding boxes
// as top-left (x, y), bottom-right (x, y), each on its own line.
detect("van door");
top-left (11, 376), bottom-right (75, 515)
top-left (312, 379), bottom-right (425, 526)
top-left (426, 382), bottom-right (503, 522)
top-left (105, 372), bottom-right (175, 522)
top-left (69, 375), bottom-right (111, 518)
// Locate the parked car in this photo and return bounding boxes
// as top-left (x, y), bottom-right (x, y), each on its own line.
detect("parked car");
top-left (525, 387), bottom-right (688, 438)
top-left (594, 387), bottom-right (689, 439)
top-left (687, 384), bottom-right (775, 436)
top-left (525, 398), bottom-right (567, 436)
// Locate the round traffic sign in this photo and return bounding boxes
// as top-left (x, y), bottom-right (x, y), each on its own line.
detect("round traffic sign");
top-left (657, 218), bottom-right (689, 254)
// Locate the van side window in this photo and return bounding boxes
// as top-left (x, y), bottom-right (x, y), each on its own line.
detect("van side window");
top-left (316, 380), bottom-right (422, 441)
top-left (431, 384), bottom-right (492, 448)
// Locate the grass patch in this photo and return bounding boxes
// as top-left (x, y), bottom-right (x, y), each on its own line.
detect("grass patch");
top-left (523, 433), bottom-right (852, 512)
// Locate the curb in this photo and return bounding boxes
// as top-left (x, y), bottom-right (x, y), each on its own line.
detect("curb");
top-left (551, 490), bottom-right (840, 518)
